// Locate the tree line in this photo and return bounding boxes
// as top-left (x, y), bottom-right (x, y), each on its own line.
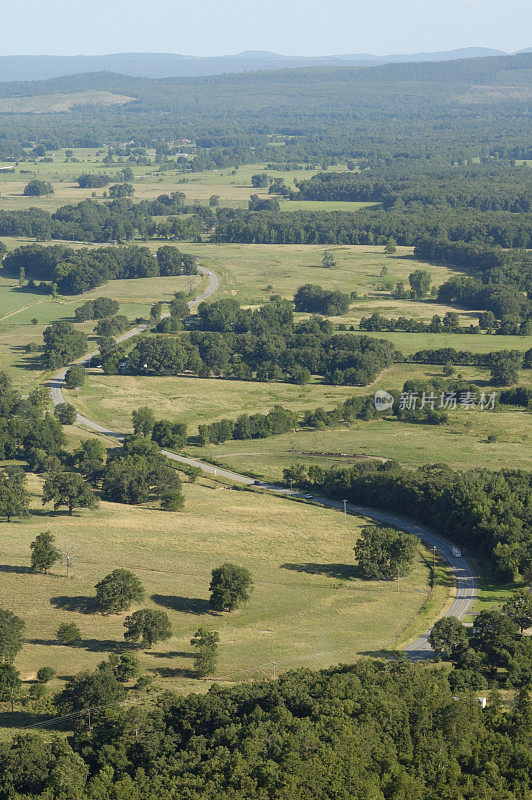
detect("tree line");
top-left (4, 243), bottom-right (197, 294)
top-left (294, 165), bottom-right (531, 212)
top-left (213, 206), bottom-right (532, 248)
top-left (285, 460), bottom-right (531, 579)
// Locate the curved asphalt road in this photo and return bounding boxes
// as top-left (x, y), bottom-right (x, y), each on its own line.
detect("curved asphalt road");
top-left (49, 264), bottom-right (475, 659)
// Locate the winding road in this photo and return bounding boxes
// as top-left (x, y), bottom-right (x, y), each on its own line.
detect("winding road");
top-left (49, 264), bottom-right (476, 659)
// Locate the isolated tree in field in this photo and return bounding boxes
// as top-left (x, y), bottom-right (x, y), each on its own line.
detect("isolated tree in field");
top-left (0, 609), bottom-right (25, 662)
top-left (42, 321), bottom-right (87, 369)
top-left (251, 173), bottom-right (269, 188)
top-left (95, 569), bottom-right (144, 613)
top-left (151, 419), bottom-right (187, 449)
top-left (56, 622), bottom-right (81, 645)
top-left (191, 628), bottom-right (219, 677)
top-left (322, 250), bottom-right (336, 269)
top-left (132, 406), bottom-right (156, 437)
top-left (384, 237), bottom-right (397, 254)
top-left (36, 666), bottom-right (56, 683)
top-left (123, 609), bottom-right (172, 648)
top-left (42, 471), bottom-right (98, 516)
top-left (53, 402), bottom-right (77, 425)
top-left (490, 354), bottom-right (520, 386)
top-left (209, 194), bottom-right (220, 206)
top-left (428, 616), bottom-right (468, 660)
top-left (354, 525), bottom-right (417, 580)
top-left (160, 489), bottom-right (185, 511)
top-left (23, 179), bottom-right (53, 197)
top-left (209, 563), bottom-right (253, 611)
top-left (503, 590), bottom-right (532, 633)
top-left (408, 270), bottom-right (431, 298)
top-left (30, 531), bottom-right (61, 574)
top-left (109, 182), bottom-right (134, 198)
top-left (0, 466), bottom-right (30, 522)
top-left (64, 364), bottom-right (86, 389)
top-left (168, 293), bottom-right (190, 319)
top-left (149, 303), bottom-right (162, 323)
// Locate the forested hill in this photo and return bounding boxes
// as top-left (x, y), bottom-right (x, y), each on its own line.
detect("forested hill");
top-left (0, 52), bottom-right (529, 164)
top-left (0, 47), bottom-right (510, 81)
top-left (0, 52), bottom-right (530, 107)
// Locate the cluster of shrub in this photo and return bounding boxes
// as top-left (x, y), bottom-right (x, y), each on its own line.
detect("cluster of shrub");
top-left (0, 195), bottom-right (213, 244)
top-left (196, 382), bottom-right (458, 448)
top-left (437, 275), bottom-right (531, 329)
top-left (407, 238), bottom-right (532, 328)
top-left (360, 310), bottom-right (479, 334)
top-left (5, 242), bottom-right (197, 294)
top-left (0, 556), bottom-right (255, 723)
top-left (73, 296), bottom-right (119, 321)
top-left (428, 597), bottom-right (532, 694)
top-left (293, 283), bottom-right (350, 316)
top-left (123, 298), bottom-right (399, 386)
top-left (198, 405), bottom-right (298, 445)
top-left (0, 372), bottom-right (187, 521)
top-left (284, 460), bottom-right (531, 579)
top-left (500, 386), bottom-right (532, 409)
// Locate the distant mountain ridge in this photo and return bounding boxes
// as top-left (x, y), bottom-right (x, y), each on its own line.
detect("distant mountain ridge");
top-left (0, 46), bottom-right (524, 81)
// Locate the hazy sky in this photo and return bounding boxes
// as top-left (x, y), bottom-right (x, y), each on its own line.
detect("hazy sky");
top-left (1, 0), bottom-right (530, 56)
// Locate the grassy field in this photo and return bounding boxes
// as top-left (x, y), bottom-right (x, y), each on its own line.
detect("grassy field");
top-left (167, 242), bottom-right (474, 315)
top-left (278, 200), bottom-right (380, 212)
top-left (65, 362), bottom-right (531, 474)
top-left (64, 362), bottom-right (484, 434)
top-left (0, 474), bottom-right (452, 698)
top-left (194, 407), bottom-right (531, 479)
top-left (0, 154), bottom-right (331, 212)
top-left (0, 92), bottom-right (133, 114)
top-left (0, 271), bottom-right (205, 392)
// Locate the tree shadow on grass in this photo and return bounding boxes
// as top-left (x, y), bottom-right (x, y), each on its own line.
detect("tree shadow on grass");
top-left (50, 595), bottom-right (97, 614)
top-left (0, 564), bottom-right (32, 574)
top-left (151, 594), bottom-right (211, 615)
top-left (150, 651), bottom-right (195, 659)
top-left (357, 649), bottom-right (402, 659)
top-left (27, 637), bottom-right (123, 653)
top-left (0, 710), bottom-right (58, 729)
top-left (280, 563), bottom-right (362, 581)
top-left (150, 666), bottom-right (196, 679)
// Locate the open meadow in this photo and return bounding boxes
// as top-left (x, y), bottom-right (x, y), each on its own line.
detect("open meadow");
top-left (0, 152), bottom-right (344, 211)
top-left (66, 361), bottom-right (531, 474)
top-left (0, 269), bottom-right (205, 391)
top-left (0, 473), bottom-right (452, 704)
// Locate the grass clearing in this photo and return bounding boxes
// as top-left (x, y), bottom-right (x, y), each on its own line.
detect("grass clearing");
top-left (278, 200), bottom-right (380, 212)
top-left (66, 362), bottom-right (530, 474)
top-left (0, 474), bottom-right (450, 695)
top-left (0, 270), bottom-right (204, 391)
top-left (0, 156), bottom-right (329, 211)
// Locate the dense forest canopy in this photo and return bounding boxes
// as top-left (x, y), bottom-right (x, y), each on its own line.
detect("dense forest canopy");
top-left (0, 53), bottom-right (530, 168)
top-left (0, 659), bottom-right (530, 800)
